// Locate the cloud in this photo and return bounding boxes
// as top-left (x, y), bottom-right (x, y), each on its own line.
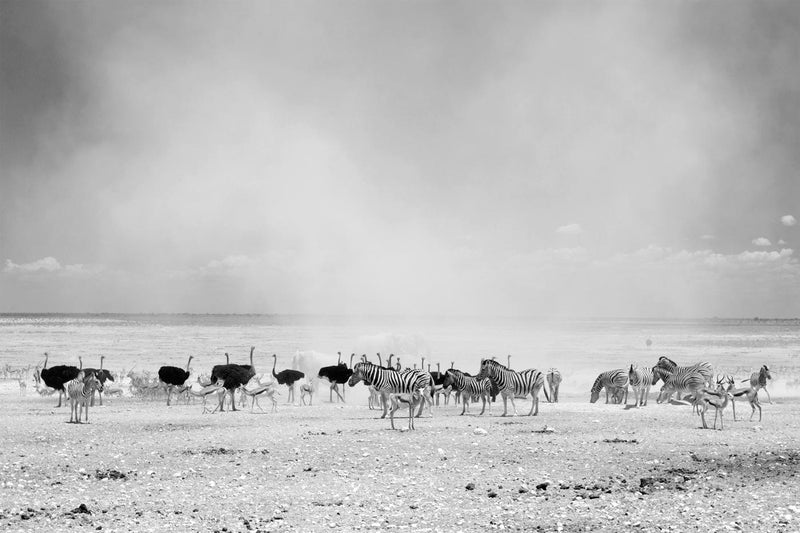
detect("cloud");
top-left (779, 239), bottom-right (787, 245)
top-left (700, 234), bottom-right (715, 240)
top-left (751, 237), bottom-right (771, 247)
top-left (4, 257), bottom-right (104, 277)
top-left (556, 224), bottom-right (583, 236)
top-left (782, 215), bottom-right (797, 227)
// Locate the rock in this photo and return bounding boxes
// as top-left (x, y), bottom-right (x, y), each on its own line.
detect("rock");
top-left (466, 483), bottom-right (475, 491)
top-left (70, 504), bottom-right (92, 515)
top-left (473, 428), bottom-right (488, 436)
top-left (536, 482), bottom-right (549, 490)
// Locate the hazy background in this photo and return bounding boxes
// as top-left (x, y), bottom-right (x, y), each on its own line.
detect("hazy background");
top-left (1, 1), bottom-right (799, 317)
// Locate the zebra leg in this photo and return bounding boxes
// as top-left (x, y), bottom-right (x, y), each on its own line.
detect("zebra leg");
top-left (389, 397), bottom-right (399, 430)
top-left (460, 395), bottom-right (467, 416)
top-left (528, 393), bottom-right (538, 416)
top-left (478, 395), bottom-right (486, 416)
top-left (500, 393), bottom-right (509, 416)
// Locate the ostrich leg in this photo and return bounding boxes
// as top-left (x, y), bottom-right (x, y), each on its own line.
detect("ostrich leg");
top-left (230, 389), bottom-right (238, 411)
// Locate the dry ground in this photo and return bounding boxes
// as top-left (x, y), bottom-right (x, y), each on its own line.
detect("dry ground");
top-left (1, 386), bottom-right (799, 533)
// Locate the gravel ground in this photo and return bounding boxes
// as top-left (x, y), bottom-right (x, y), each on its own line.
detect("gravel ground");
top-left (1, 388), bottom-right (798, 533)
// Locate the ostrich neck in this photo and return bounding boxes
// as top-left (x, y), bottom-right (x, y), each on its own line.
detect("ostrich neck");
top-left (186, 356), bottom-right (192, 372)
top-left (272, 356), bottom-right (278, 377)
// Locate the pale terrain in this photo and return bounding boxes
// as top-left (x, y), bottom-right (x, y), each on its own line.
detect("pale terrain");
top-left (0, 384), bottom-right (798, 533)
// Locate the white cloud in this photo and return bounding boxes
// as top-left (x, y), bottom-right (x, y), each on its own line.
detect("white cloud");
top-left (779, 239), bottom-right (787, 245)
top-left (781, 215), bottom-right (797, 227)
top-left (3, 257), bottom-right (104, 277)
top-left (700, 234), bottom-right (715, 240)
top-left (556, 223), bottom-right (583, 236)
top-left (751, 237), bottom-right (771, 247)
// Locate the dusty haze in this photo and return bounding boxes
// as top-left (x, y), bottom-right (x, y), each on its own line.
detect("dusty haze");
top-left (1, 1), bottom-right (799, 317)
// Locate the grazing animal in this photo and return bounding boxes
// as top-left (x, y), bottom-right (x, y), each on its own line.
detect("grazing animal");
top-left (731, 386), bottom-right (763, 422)
top-left (40, 352), bottom-right (81, 408)
top-left (443, 369), bottom-right (492, 416)
top-left (316, 353), bottom-right (355, 403)
top-left (745, 365), bottom-right (772, 404)
top-left (240, 383), bottom-right (279, 412)
top-left (698, 391), bottom-right (733, 430)
top-left (211, 347), bottom-right (257, 411)
top-left (158, 355), bottom-right (194, 406)
top-left (475, 359), bottom-right (549, 416)
top-left (655, 367), bottom-right (707, 405)
top-left (546, 369), bottom-right (562, 403)
top-left (388, 390), bottom-right (424, 430)
top-left (628, 365), bottom-right (653, 407)
top-left (272, 353), bottom-right (305, 404)
top-left (652, 357), bottom-right (713, 388)
top-left (300, 381), bottom-right (315, 405)
top-left (66, 370), bottom-right (104, 423)
top-left (187, 381), bottom-right (226, 414)
top-left (348, 362), bottom-right (428, 430)
top-left (589, 369), bottom-right (629, 404)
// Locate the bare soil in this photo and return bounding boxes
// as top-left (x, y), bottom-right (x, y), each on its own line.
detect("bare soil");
top-left (1, 388), bottom-right (799, 532)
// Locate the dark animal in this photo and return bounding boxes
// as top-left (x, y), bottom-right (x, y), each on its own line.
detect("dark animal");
top-left (211, 347), bottom-right (256, 411)
top-left (272, 353), bottom-right (304, 404)
top-left (40, 352), bottom-right (80, 407)
top-left (317, 352), bottom-right (354, 403)
top-left (80, 355), bottom-right (115, 406)
top-left (158, 355), bottom-right (194, 406)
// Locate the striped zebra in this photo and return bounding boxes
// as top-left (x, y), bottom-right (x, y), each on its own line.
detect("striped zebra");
top-left (628, 365), bottom-right (652, 407)
top-left (348, 362), bottom-right (430, 424)
top-left (546, 369), bottom-right (562, 403)
top-left (744, 365), bottom-right (772, 404)
top-left (66, 371), bottom-right (104, 423)
top-left (442, 369), bottom-right (492, 416)
top-left (654, 367), bottom-right (707, 405)
top-left (589, 369), bottom-right (628, 404)
top-left (475, 359), bottom-right (549, 416)
top-left (652, 356), bottom-right (713, 387)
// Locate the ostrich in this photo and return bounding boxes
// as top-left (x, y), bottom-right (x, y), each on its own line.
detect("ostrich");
top-left (272, 354), bottom-right (304, 404)
top-left (158, 355), bottom-right (194, 406)
top-left (211, 347), bottom-right (257, 412)
top-left (317, 352), bottom-right (355, 403)
top-left (40, 352), bottom-right (81, 408)
top-left (81, 355), bottom-right (115, 406)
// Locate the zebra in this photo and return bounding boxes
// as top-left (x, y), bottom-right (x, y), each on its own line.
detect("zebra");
top-left (475, 359), bottom-right (549, 416)
top-left (652, 357), bottom-right (713, 386)
top-left (628, 365), bottom-right (652, 407)
top-left (442, 369), bottom-right (492, 416)
top-left (348, 362), bottom-right (430, 424)
top-left (589, 369), bottom-right (628, 404)
top-left (744, 365), bottom-right (772, 404)
top-left (546, 369), bottom-right (562, 403)
top-left (655, 368), bottom-right (707, 405)
top-left (66, 370), bottom-right (104, 423)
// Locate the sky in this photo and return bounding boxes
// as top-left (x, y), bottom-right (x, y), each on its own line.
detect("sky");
top-left (1, 1), bottom-right (799, 317)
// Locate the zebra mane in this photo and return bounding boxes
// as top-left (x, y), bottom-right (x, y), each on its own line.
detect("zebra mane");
top-left (481, 358), bottom-right (508, 370)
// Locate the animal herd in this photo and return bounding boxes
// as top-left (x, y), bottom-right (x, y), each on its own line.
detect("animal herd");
top-left (18, 350), bottom-right (775, 431)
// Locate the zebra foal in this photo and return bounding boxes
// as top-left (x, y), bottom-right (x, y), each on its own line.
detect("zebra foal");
top-left (66, 371), bottom-right (104, 424)
top-left (442, 369), bottom-right (492, 416)
top-left (628, 365), bottom-right (652, 407)
top-left (546, 369), bottom-right (562, 403)
top-left (475, 359), bottom-right (549, 416)
top-left (589, 369), bottom-right (628, 404)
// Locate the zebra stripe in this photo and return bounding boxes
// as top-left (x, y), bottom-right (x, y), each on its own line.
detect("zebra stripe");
top-left (546, 369), bottom-right (562, 403)
top-left (590, 369), bottom-right (629, 404)
top-left (656, 369), bottom-right (707, 404)
top-left (66, 371), bottom-right (103, 423)
top-left (628, 365), bottom-right (652, 407)
top-left (348, 362), bottom-right (429, 422)
top-left (475, 359), bottom-right (548, 416)
top-left (652, 357), bottom-right (713, 386)
top-left (443, 369), bottom-right (492, 416)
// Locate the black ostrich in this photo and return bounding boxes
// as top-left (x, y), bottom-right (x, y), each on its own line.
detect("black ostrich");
top-left (272, 353), bottom-right (304, 404)
top-left (40, 352), bottom-right (81, 407)
top-left (211, 347), bottom-right (256, 412)
top-left (158, 355), bottom-right (194, 406)
top-left (317, 352), bottom-right (354, 403)
top-left (80, 355), bottom-right (115, 406)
